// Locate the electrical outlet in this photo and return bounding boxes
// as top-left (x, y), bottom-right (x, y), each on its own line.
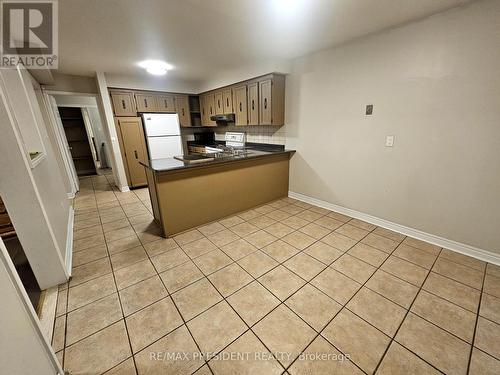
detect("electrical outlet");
top-left (385, 135), bottom-right (395, 147)
top-left (366, 104), bottom-right (373, 115)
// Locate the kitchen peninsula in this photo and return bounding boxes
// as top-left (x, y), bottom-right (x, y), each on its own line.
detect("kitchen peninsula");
top-left (141, 148), bottom-right (294, 236)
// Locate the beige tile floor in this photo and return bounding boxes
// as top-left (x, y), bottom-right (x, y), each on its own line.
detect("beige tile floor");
top-left (52, 174), bottom-right (500, 374)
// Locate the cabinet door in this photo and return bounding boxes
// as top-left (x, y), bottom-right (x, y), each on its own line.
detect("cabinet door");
top-left (156, 95), bottom-right (175, 112)
top-left (214, 90), bottom-right (224, 115)
top-left (259, 79), bottom-right (272, 124)
top-left (203, 93), bottom-right (216, 126)
top-left (175, 95), bottom-right (191, 127)
top-left (200, 95), bottom-right (207, 124)
top-left (135, 94), bottom-right (157, 112)
top-left (116, 117), bottom-right (148, 187)
top-left (222, 89), bottom-right (233, 114)
top-left (247, 82), bottom-right (259, 125)
top-left (110, 92), bottom-right (136, 116)
top-left (233, 86), bottom-right (248, 126)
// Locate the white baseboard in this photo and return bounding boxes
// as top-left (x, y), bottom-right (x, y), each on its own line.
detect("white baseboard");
top-left (120, 186), bottom-right (130, 193)
top-left (65, 206), bottom-right (74, 277)
top-left (289, 191), bottom-right (500, 266)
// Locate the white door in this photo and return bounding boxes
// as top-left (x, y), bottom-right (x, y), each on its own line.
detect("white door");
top-left (143, 113), bottom-right (180, 137)
top-left (147, 136), bottom-right (183, 159)
top-left (47, 94), bottom-right (80, 193)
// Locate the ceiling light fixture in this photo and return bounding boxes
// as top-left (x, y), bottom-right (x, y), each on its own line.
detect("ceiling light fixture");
top-left (274, 0), bottom-right (302, 11)
top-left (138, 60), bottom-right (172, 76)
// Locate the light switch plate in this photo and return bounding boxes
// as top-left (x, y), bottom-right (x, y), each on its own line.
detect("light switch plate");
top-left (385, 135), bottom-right (395, 147)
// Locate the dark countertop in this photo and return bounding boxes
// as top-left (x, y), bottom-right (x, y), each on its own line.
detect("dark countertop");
top-left (141, 148), bottom-right (295, 173)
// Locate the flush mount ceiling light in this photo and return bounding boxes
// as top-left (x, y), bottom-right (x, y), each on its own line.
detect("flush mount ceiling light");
top-left (138, 60), bottom-right (173, 75)
top-left (274, 0), bottom-right (303, 12)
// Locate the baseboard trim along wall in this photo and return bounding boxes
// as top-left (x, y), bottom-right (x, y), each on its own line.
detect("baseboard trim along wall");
top-left (120, 186), bottom-right (130, 193)
top-left (289, 191), bottom-right (500, 266)
top-left (65, 206), bottom-right (74, 277)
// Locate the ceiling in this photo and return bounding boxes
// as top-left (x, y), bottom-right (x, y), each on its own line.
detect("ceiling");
top-left (59, 0), bottom-right (474, 85)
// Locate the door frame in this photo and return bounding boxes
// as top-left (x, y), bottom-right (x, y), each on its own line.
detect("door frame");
top-left (81, 107), bottom-right (100, 168)
top-left (41, 91), bottom-right (80, 196)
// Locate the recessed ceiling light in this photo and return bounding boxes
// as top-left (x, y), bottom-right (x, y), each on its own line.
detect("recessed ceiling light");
top-left (274, 0), bottom-right (302, 11)
top-left (138, 60), bottom-right (173, 76)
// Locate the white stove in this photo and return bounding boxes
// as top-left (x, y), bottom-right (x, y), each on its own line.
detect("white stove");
top-left (225, 132), bottom-right (246, 148)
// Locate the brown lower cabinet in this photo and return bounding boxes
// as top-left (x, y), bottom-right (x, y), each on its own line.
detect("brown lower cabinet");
top-left (114, 117), bottom-right (148, 187)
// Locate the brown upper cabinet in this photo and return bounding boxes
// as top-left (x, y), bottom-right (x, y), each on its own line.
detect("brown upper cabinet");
top-left (259, 75), bottom-right (285, 126)
top-left (199, 73), bottom-right (285, 126)
top-left (110, 91), bottom-right (136, 116)
top-left (247, 82), bottom-right (259, 125)
top-left (174, 95), bottom-right (191, 127)
top-left (135, 93), bottom-right (157, 112)
top-left (109, 73), bottom-right (284, 127)
top-left (233, 86), bottom-right (248, 126)
top-left (201, 92), bottom-right (216, 126)
top-left (214, 90), bottom-right (224, 115)
top-left (156, 94), bottom-right (175, 112)
top-left (222, 89), bottom-right (233, 114)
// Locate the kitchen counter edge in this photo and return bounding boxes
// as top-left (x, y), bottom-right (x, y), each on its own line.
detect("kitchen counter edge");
top-left (140, 149), bottom-right (296, 173)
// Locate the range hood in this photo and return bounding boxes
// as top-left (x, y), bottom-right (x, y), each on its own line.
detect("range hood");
top-left (210, 113), bottom-right (235, 123)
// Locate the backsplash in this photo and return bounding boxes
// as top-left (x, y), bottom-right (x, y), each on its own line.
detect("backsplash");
top-left (181, 125), bottom-right (286, 145)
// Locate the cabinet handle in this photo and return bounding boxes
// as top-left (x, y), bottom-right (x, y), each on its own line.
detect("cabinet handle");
top-left (210, 107), bottom-right (213, 114)
top-left (134, 150), bottom-right (138, 159)
top-left (121, 99), bottom-right (126, 109)
top-left (264, 98), bottom-right (267, 109)
top-left (226, 98), bottom-right (229, 107)
top-left (144, 99), bottom-right (148, 108)
top-left (182, 108), bottom-right (185, 116)
top-left (239, 102), bottom-right (242, 112)
top-left (252, 99), bottom-right (254, 110)
top-left (202, 108), bottom-right (205, 115)
top-left (164, 100), bottom-right (168, 108)
top-left (218, 99), bottom-right (220, 108)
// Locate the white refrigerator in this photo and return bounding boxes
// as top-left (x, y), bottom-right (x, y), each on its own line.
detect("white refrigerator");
top-left (142, 113), bottom-right (183, 160)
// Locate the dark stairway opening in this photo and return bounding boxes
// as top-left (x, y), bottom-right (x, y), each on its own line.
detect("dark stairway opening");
top-left (1, 196), bottom-right (41, 311)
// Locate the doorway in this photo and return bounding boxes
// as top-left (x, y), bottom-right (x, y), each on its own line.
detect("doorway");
top-left (59, 107), bottom-right (97, 176)
top-left (45, 93), bottom-right (114, 182)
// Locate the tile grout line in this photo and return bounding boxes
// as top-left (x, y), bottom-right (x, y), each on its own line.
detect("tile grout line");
top-left (100, 178), bottom-right (140, 375)
top-left (111, 181), bottom-right (183, 375)
top-left (465, 267), bottom-right (487, 374)
top-left (372, 247), bottom-right (444, 374)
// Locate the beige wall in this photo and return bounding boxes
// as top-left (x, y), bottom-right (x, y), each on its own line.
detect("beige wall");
top-left (44, 72), bottom-right (97, 93)
top-left (197, 59), bottom-right (291, 92)
top-left (286, 0), bottom-right (500, 253)
top-left (105, 72), bottom-right (199, 93)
